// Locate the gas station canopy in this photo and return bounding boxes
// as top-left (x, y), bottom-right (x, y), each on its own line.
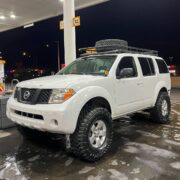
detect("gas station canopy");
top-left (0, 0), bottom-right (108, 32)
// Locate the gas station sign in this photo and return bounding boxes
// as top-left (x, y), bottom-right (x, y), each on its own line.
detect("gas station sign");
top-left (60, 20), bottom-right (64, 30)
top-left (73, 16), bottom-right (81, 27)
top-left (60, 16), bottom-right (80, 30)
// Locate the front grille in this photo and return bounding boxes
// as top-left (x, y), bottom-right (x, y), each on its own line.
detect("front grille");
top-left (37, 89), bottom-right (52, 104)
top-left (14, 88), bottom-right (52, 104)
top-left (14, 110), bottom-right (44, 120)
top-left (21, 88), bottom-right (36, 102)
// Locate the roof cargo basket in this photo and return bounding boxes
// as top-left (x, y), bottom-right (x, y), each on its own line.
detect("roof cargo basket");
top-left (79, 39), bottom-right (158, 56)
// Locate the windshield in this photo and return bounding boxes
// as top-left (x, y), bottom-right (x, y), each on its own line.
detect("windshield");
top-left (58, 56), bottom-right (116, 76)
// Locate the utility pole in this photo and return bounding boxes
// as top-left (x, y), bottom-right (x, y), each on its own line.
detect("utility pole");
top-left (63, 0), bottom-right (76, 65)
top-left (55, 41), bottom-right (60, 71)
top-left (169, 56), bottom-right (174, 65)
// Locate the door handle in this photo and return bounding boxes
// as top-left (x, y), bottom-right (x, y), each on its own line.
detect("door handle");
top-left (137, 82), bottom-right (143, 86)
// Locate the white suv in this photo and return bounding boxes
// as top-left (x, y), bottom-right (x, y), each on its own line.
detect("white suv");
top-left (7, 40), bottom-right (171, 161)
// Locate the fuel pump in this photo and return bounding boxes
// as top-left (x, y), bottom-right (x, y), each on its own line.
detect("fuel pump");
top-left (0, 60), bottom-right (5, 95)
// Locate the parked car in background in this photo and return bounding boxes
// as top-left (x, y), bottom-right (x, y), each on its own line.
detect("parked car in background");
top-left (5, 68), bottom-right (52, 83)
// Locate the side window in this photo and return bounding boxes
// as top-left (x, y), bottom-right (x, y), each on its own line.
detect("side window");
top-left (147, 58), bottom-right (155, 75)
top-left (117, 56), bottom-right (138, 78)
top-left (156, 59), bottom-right (169, 74)
top-left (138, 57), bottom-right (151, 76)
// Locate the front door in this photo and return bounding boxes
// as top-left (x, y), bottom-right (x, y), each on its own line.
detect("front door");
top-left (114, 56), bottom-right (143, 116)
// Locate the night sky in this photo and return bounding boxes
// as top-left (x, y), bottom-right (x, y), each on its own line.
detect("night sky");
top-left (0, 0), bottom-right (180, 71)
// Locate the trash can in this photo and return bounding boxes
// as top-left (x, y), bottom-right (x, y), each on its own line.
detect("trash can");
top-left (0, 95), bottom-right (14, 129)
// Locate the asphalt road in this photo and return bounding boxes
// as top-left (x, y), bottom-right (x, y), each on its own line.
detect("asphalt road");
top-left (0, 90), bottom-right (180, 180)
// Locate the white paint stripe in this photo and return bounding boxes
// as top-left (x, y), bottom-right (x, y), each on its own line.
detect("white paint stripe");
top-left (172, 110), bottom-right (180, 116)
top-left (0, 131), bottom-right (11, 138)
top-left (172, 102), bottom-right (180, 105)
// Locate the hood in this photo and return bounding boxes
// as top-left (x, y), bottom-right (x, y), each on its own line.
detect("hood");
top-left (17, 75), bottom-right (105, 89)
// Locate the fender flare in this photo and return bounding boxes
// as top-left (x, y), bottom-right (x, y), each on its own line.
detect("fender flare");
top-left (65, 86), bottom-right (115, 133)
top-left (153, 81), bottom-right (168, 106)
top-left (75, 86), bottom-right (114, 115)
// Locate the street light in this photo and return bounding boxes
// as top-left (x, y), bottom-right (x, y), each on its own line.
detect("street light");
top-left (22, 52), bottom-right (32, 68)
top-left (21, 43), bottom-right (60, 70)
top-left (169, 57), bottom-right (174, 65)
top-left (0, 16), bottom-right (6, 20)
top-left (10, 14), bottom-right (16, 19)
top-left (22, 52), bottom-right (27, 56)
top-left (44, 42), bottom-right (60, 71)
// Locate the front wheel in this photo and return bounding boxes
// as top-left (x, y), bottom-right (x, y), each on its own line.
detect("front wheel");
top-left (150, 92), bottom-right (171, 124)
top-left (70, 107), bottom-right (113, 162)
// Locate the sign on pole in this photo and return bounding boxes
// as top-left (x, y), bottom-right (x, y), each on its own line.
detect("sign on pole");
top-left (60, 16), bottom-right (80, 31)
top-left (73, 16), bottom-right (81, 27)
top-left (60, 20), bottom-right (64, 30)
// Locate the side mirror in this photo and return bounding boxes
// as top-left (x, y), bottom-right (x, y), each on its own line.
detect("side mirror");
top-left (117, 68), bottom-right (134, 79)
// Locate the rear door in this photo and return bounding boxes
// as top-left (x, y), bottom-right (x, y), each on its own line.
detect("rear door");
top-left (138, 57), bottom-right (157, 106)
top-left (155, 59), bottom-right (171, 91)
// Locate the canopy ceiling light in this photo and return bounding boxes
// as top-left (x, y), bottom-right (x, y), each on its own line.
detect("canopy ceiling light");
top-left (10, 14), bottom-right (16, 19)
top-left (0, 16), bottom-right (6, 20)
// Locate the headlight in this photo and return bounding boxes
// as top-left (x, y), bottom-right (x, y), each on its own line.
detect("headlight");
top-left (49, 89), bottom-right (75, 104)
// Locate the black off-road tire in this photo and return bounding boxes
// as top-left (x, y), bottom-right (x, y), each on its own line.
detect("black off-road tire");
top-left (150, 92), bottom-right (171, 124)
top-left (70, 107), bottom-right (113, 162)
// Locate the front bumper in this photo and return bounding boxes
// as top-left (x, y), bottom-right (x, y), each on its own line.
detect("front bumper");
top-left (6, 96), bottom-right (78, 134)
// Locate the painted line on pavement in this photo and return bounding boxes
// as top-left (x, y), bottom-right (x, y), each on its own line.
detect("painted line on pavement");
top-left (0, 131), bottom-right (12, 139)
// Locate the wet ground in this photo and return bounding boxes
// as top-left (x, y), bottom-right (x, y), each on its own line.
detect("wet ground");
top-left (0, 89), bottom-right (180, 180)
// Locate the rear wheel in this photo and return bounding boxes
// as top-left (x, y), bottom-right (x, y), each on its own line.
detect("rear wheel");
top-left (150, 92), bottom-right (171, 123)
top-left (70, 107), bottom-right (113, 162)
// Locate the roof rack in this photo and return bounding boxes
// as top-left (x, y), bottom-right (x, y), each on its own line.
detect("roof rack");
top-left (79, 45), bottom-right (158, 57)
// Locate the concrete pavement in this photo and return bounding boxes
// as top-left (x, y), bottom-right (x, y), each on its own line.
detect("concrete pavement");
top-left (0, 90), bottom-right (180, 180)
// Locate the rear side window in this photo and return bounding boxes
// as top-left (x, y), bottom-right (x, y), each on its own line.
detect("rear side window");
top-left (156, 59), bottom-right (169, 74)
top-left (138, 57), bottom-right (155, 76)
top-left (147, 58), bottom-right (155, 75)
